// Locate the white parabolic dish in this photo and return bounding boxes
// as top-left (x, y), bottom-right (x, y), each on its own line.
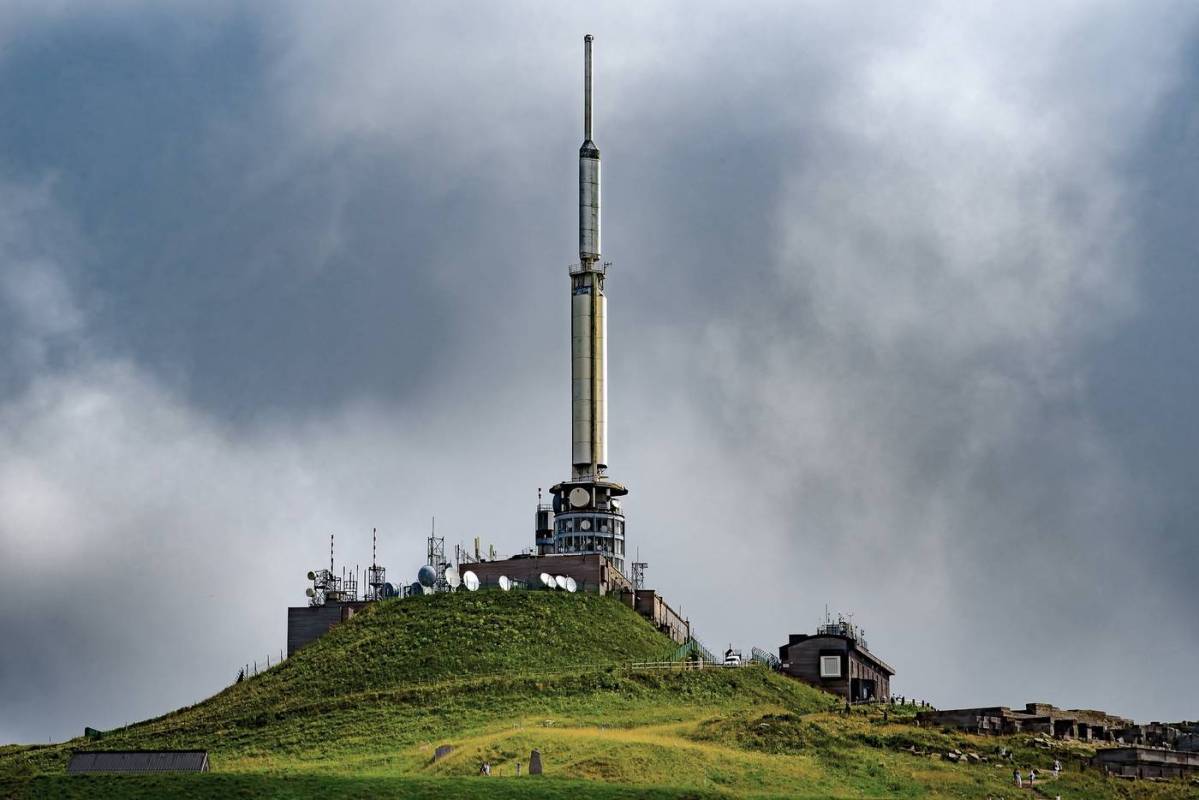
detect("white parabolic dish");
top-left (554, 575), bottom-right (568, 590)
top-left (540, 572), bottom-right (555, 589)
top-left (444, 566), bottom-right (461, 588)
top-left (565, 577), bottom-right (578, 593)
top-left (498, 575), bottom-right (511, 591)
top-left (463, 570), bottom-right (480, 592)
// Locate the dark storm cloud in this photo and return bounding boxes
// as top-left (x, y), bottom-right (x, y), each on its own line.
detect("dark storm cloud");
top-left (1, 1), bottom-right (1197, 744)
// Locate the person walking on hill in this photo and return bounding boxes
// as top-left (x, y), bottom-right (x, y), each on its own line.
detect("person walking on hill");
top-left (1013, 768), bottom-right (1022, 787)
top-left (1053, 758), bottom-right (1061, 777)
top-left (1029, 768), bottom-right (1037, 786)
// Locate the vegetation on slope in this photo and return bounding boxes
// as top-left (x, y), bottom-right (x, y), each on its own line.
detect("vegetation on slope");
top-left (2, 590), bottom-right (1196, 799)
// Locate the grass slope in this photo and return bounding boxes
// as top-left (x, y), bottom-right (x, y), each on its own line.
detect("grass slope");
top-left (2, 591), bottom-right (1195, 799)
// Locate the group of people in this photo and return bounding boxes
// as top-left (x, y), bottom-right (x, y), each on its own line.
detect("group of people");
top-left (1010, 759), bottom-right (1062, 789)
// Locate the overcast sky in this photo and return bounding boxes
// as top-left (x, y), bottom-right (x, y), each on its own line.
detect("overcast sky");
top-left (2, 1), bottom-right (1197, 744)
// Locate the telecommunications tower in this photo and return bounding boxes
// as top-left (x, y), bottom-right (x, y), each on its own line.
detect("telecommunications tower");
top-left (537, 35), bottom-right (628, 575)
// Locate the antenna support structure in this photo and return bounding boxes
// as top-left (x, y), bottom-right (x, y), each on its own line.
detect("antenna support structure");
top-left (539, 34), bottom-right (630, 577)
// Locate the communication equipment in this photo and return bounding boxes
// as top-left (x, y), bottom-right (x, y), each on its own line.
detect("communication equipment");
top-left (539, 572), bottom-right (556, 589)
top-left (463, 570), bottom-right (480, 592)
top-left (305, 587), bottom-right (316, 598)
top-left (569, 487), bottom-right (590, 508)
top-left (381, 583), bottom-right (397, 599)
top-left (498, 575), bottom-right (512, 592)
top-left (307, 571), bottom-right (316, 581)
top-left (409, 582), bottom-right (422, 597)
top-left (419, 583), bottom-right (434, 596)
top-left (554, 575), bottom-right (568, 590)
top-left (444, 566), bottom-right (461, 589)
top-left (565, 577), bottom-right (578, 593)
top-left (417, 564), bottom-right (438, 588)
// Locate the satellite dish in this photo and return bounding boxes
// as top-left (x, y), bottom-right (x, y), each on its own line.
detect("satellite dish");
top-left (445, 566), bottom-right (461, 589)
top-left (540, 572), bottom-right (555, 589)
top-left (409, 582), bottom-right (422, 597)
top-left (419, 583), bottom-right (434, 595)
top-left (569, 486), bottom-right (590, 508)
top-left (307, 571), bottom-right (316, 580)
top-left (381, 582), bottom-right (396, 599)
top-left (565, 577), bottom-right (578, 593)
top-left (554, 575), bottom-right (568, 590)
top-left (417, 564), bottom-right (438, 587)
top-left (498, 575), bottom-right (511, 592)
top-left (305, 587), bottom-right (316, 598)
top-left (463, 570), bottom-right (480, 592)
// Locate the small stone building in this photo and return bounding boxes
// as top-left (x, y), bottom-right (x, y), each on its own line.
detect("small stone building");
top-left (1092, 746), bottom-right (1199, 779)
top-left (778, 620), bottom-right (893, 703)
top-left (917, 702), bottom-right (1133, 740)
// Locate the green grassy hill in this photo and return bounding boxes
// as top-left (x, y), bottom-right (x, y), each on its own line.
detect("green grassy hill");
top-left (1, 591), bottom-right (1195, 799)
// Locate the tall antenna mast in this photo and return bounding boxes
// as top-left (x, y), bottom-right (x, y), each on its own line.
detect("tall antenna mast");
top-left (329, 533), bottom-right (334, 574)
top-left (584, 34), bottom-right (593, 141)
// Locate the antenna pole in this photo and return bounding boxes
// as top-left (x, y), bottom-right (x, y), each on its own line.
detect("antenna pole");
top-left (330, 534), bottom-right (334, 574)
top-left (584, 34), bottom-right (593, 141)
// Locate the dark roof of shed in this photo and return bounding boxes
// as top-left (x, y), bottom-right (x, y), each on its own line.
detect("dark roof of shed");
top-left (67, 750), bottom-right (209, 773)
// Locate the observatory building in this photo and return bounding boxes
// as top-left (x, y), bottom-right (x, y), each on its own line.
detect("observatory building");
top-left (534, 33), bottom-right (629, 575)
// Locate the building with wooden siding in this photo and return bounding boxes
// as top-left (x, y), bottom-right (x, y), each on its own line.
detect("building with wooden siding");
top-left (286, 601), bottom-right (368, 656)
top-left (778, 618), bottom-right (893, 703)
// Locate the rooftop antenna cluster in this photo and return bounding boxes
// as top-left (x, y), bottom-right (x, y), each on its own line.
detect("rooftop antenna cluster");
top-left (818, 607), bottom-right (868, 650)
top-left (631, 559), bottom-right (647, 591)
top-left (305, 533), bottom-right (358, 606)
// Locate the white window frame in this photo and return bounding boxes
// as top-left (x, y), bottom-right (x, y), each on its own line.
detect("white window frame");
top-left (820, 655), bottom-right (842, 678)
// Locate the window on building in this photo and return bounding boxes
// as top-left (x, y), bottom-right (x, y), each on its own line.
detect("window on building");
top-left (820, 655), bottom-right (841, 678)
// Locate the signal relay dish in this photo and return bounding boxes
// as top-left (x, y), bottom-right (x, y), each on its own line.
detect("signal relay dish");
top-left (498, 575), bottom-right (512, 592)
top-left (463, 570), bottom-right (480, 592)
top-left (565, 577), bottom-right (578, 593)
top-left (554, 575), bottom-right (568, 590)
top-left (445, 566), bottom-right (461, 589)
top-left (417, 564), bottom-right (438, 588)
top-left (539, 572), bottom-right (556, 589)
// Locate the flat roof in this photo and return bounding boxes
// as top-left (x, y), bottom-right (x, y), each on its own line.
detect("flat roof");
top-left (68, 750), bottom-right (209, 774)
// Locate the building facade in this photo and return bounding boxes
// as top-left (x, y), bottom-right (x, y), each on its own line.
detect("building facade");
top-left (778, 622), bottom-right (894, 703)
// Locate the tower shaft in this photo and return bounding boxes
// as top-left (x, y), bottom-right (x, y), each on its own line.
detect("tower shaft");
top-left (541, 34), bottom-right (628, 575)
top-left (573, 33), bottom-right (606, 478)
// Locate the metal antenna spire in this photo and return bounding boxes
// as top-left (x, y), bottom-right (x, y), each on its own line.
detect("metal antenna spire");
top-left (372, 527), bottom-right (377, 569)
top-left (329, 533), bottom-right (334, 574)
top-left (584, 34), bottom-right (593, 141)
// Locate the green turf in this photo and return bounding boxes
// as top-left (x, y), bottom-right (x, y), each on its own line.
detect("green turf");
top-left (2, 590), bottom-right (1195, 799)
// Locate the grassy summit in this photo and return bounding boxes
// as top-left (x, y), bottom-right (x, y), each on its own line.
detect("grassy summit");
top-left (1, 591), bottom-right (1195, 799)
